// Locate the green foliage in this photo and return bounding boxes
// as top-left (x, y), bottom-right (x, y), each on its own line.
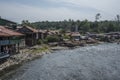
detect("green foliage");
top-left (60, 29), bottom-right (66, 34)
top-left (95, 13), bottom-right (101, 21)
top-left (31, 45), bottom-right (49, 53)
top-left (21, 20), bottom-right (35, 28)
top-left (43, 39), bottom-right (48, 44)
top-left (42, 44), bottom-right (49, 50)
top-left (45, 35), bottom-right (60, 43)
top-left (63, 35), bottom-right (70, 39)
top-left (37, 39), bottom-right (43, 45)
top-left (29, 19), bottom-right (120, 33)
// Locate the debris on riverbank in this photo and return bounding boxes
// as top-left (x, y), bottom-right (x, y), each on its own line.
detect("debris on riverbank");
top-left (0, 45), bottom-right (51, 77)
top-left (50, 46), bottom-right (68, 51)
top-left (0, 42), bottom-right (90, 77)
top-left (0, 40), bottom-right (118, 77)
top-left (1, 43), bottom-right (120, 80)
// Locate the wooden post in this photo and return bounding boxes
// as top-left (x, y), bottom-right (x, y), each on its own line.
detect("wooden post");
top-left (0, 42), bottom-right (1, 52)
top-left (14, 44), bottom-right (16, 54)
top-left (32, 33), bottom-right (33, 46)
top-left (0, 45), bottom-right (1, 53)
top-left (18, 43), bottom-right (20, 53)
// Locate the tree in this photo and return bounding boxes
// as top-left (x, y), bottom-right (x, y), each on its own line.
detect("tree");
top-left (116, 15), bottom-right (120, 31)
top-left (95, 13), bottom-right (101, 22)
top-left (22, 20), bottom-right (31, 25)
top-left (116, 15), bottom-right (120, 22)
top-left (21, 20), bottom-right (34, 27)
top-left (30, 17), bottom-right (120, 33)
top-left (45, 35), bottom-right (60, 43)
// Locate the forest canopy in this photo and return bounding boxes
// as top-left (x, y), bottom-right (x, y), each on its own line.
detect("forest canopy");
top-left (22, 14), bottom-right (120, 34)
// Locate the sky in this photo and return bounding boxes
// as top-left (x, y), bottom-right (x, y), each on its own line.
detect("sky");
top-left (0, 0), bottom-right (120, 23)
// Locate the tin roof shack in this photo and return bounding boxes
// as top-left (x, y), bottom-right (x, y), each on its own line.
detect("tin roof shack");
top-left (86, 32), bottom-right (105, 40)
top-left (70, 32), bottom-right (81, 41)
top-left (104, 32), bottom-right (120, 42)
top-left (86, 33), bottom-right (98, 39)
top-left (38, 30), bottom-right (61, 40)
top-left (48, 30), bottom-right (60, 35)
top-left (105, 32), bottom-right (120, 39)
top-left (0, 26), bottom-right (24, 57)
top-left (17, 26), bottom-right (38, 46)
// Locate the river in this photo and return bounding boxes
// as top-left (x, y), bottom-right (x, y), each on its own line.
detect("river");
top-left (1, 43), bottom-right (120, 80)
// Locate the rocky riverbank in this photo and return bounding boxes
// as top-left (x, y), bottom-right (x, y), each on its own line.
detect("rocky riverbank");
top-left (0, 41), bottom-right (101, 76)
top-left (0, 41), bottom-right (117, 78)
top-left (0, 45), bottom-right (51, 77)
top-left (0, 44), bottom-right (84, 77)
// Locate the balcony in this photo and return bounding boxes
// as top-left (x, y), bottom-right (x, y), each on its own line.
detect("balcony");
top-left (0, 40), bottom-right (9, 45)
top-left (10, 40), bottom-right (21, 44)
top-left (0, 39), bottom-right (21, 45)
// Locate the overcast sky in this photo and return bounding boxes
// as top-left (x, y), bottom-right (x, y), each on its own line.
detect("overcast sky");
top-left (0, 0), bottom-right (120, 23)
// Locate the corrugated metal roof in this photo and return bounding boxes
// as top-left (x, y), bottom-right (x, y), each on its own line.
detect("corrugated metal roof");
top-left (71, 32), bottom-right (81, 36)
top-left (38, 30), bottom-right (47, 33)
top-left (0, 32), bottom-right (10, 37)
top-left (25, 26), bottom-right (38, 33)
top-left (0, 25), bottom-right (23, 37)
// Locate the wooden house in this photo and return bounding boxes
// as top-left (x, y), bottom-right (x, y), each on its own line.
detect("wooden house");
top-left (17, 26), bottom-right (38, 46)
top-left (0, 25), bottom-right (24, 56)
top-left (38, 30), bottom-right (48, 40)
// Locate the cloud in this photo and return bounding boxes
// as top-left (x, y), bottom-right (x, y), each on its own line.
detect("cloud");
top-left (48, 0), bottom-right (120, 14)
top-left (0, 0), bottom-right (119, 23)
top-left (0, 2), bottom-right (96, 22)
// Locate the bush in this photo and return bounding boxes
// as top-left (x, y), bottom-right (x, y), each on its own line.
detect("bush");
top-left (63, 35), bottom-right (70, 39)
top-left (37, 39), bottom-right (43, 45)
top-left (45, 35), bottom-right (60, 43)
top-left (31, 45), bottom-right (49, 53)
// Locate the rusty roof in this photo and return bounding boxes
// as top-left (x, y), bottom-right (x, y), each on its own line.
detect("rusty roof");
top-left (38, 30), bottom-right (47, 33)
top-left (0, 32), bottom-right (10, 37)
top-left (25, 26), bottom-right (38, 33)
top-left (0, 25), bottom-right (23, 37)
top-left (71, 32), bottom-right (81, 36)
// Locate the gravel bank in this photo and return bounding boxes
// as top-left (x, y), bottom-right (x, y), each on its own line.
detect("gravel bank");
top-left (0, 46), bottom-right (51, 77)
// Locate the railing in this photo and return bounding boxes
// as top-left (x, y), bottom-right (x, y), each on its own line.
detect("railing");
top-left (0, 40), bottom-right (9, 45)
top-left (0, 52), bottom-right (10, 60)
top-left (10, 40), bottom-right (21, 44)
top-left (0, 39), bottom-right (21, 45)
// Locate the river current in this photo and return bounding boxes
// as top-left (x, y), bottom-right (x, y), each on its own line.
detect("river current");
top-left (1, 43), bottom-right (120, 80)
